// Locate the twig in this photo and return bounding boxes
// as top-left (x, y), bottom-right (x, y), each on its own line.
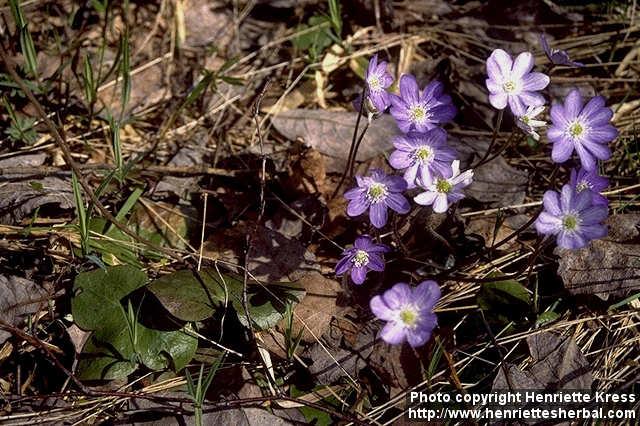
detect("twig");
top-left (0, 43), bottom-right (186, 264)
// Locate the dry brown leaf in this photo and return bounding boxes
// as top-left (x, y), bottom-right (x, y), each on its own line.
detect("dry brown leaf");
top-left (271, 109), bottom-right (397, 173)
top-left (493, 332), bottom-right (592, 391)
top-left (280, 271), bottom-right (341, 343)
top-left (0, 275), bottom-right (48, 345)
top-left (557, 214), bottom-right (640, 300)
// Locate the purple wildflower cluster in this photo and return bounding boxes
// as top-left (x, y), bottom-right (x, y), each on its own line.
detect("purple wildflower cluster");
top-left (334, 36), bottom-right (619, 348)
top-left (482, 39), bottom-right (617, 249)
top-left (335, 54), bottom-right (477, 347)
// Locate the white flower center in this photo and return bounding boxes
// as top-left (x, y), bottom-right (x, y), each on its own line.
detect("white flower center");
top-left (503, 80), bottom-right (517, 93)
top-left (366, 182), bottom-right (388, 203)
top-left (576, 180), bottom-right (590, 192)
top-left (398, 306), bottom-right (419, 327)
top-left (414, 146), bottom-right (434, 164)
top-left (352, 250), bottom-right (370, 267)
top-left (562, 214), bottom-right (581, 231)
top-left (567, 120), bottom-right (586, 139)
top-left (368, 75), bottom-right (382, 91)
top-left (409, 105), bottom-right (429, 124)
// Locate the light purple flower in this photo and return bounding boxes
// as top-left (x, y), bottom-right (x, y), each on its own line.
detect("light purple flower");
top-left (344, 169), bottom-right (410, 228)
top-left (570, 167), bottom-right (608, 206)
top-left (370, 280), bottom-right (440, 347)
top-left (413, 160), bottom-right (473, 213)
top-left (485, 49), bottom-right (550, 116)
top-left (547, 88), bottom-right (618, 171)
top-left (540, 33), bottom-right (584, 68)
top-left (389, 75), bottom-right (456, 133)
top-left (361, 54), bottom-right (394, 113)
top-left (535, 184), bottom-right (608, 250)
top-left (389, 128), bottom-right (458, 188)
top-left (335, 235), bottom-right (390, 285)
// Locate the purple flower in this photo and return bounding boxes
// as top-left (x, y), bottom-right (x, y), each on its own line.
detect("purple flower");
top-left (547, 89), bottom-right (618, 171)
top-left (389, 75), bottom-right (456, 133)
top-left (413, 160), bottom-right (473, 213)
top-left (335, 235), bottom-right (390, 285)
top-left (540, 33), bottom-right (584, 68)
top-left (570, 167), bottom-right (608, 206)
top-left (389, 128), bottom-right (458, 188)
top-left (485, 49), bottom-right (550, 116)
top-left (535, 184), bottom-right (608, 249)
top-left (344, 169), bottom-right (410, 229)
top-left (361, 54), bottom-right (394, 113)
top-left (370, 280), bottom-right (440, 347)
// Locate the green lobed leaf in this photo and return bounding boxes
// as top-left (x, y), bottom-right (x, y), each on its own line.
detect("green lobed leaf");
top-left (477, 278), bottom-right (531, 312)
top-left (71, 265), bottom-right (147, 330)
top-left (147, 269), bottom-right (305, 330)
top-left (72, 266), bottom-right (197, 380)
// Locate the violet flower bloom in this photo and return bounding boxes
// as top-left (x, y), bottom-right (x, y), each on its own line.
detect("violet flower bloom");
top-left (540, 33), bottom-right (584, 68)
top-left (389, 128), bottom-right (458, 188)
top-left (389, 75), bottom-right (456, 133)
top-left (485, 49), bottom-right (550, 116)
top-left (335, 235), bottom-right (390, 285)
top-left (361, 54), bottom-right (394, 113)
top-left (370, 280), bottom-right (440, 347)
top-left (570, 167), bottom-right (609, 206)
top-left (516, 105), bottom-right (546, 141)
top-left (414, 160), bottom-right (473, 213)
top-left (547, 88), bottom-right (618, 171)
top-left (344, 169), bottom-right (410, 229)
top-left (535, 184), bottom-right (608, 250)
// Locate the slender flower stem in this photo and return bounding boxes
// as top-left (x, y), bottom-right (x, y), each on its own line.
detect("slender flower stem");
top-left (348, 118), bottom-right (371, 178)
top-left (331, 86), bottom-right (367, 200)
top-left (472, 109), bottom-right (503, 168)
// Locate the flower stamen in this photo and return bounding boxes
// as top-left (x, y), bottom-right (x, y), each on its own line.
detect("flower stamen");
top-left (352, 250), bottom-right (370, 267)
top-left (366, 182), bottom-right (388, 203)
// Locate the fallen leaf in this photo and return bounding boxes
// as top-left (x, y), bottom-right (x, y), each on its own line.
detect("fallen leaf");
top-left (493, 332), bottom-right (592, 391)
top-left (466, 155), bottom-right (528, 207)
top-left (151, 134), bottom-right (209, 200)
top-left (280, 271), bottom-right (341, 343)
top-left (271, 109), bottom-right (398, 173)
top-left (0, 275), bottom-right (48, 345)
top-left (203, 221), bottom-right (320, 282)
top-left (557, 214), bottom-right (640, 300)
top-left (183, 0), bottom-right (233, 49)
top-left (0, 154), bottom-right (73, 224)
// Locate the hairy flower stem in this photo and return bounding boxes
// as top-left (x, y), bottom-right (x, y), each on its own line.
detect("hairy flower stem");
top-left (331, 86), bottom-right (366, 200)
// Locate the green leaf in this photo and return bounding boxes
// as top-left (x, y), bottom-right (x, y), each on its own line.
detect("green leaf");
top-left (72, 266), bottom-right (197, 380)
top-left (478, 278), bottom-right (530, 311)
top-left (536, 311), bottom-right (560, 326)
top-left (147, 269), bottom-right (305, 330)
top-left (71, 265), bottom-right (147, 330)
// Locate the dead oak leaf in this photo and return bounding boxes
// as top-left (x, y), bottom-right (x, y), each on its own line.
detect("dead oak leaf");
top-left (557, 214), bottom-right (640, 300)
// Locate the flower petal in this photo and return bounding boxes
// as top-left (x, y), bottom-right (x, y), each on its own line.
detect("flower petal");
top-left (350, 266), bottom-right (367, 285)
top-left (551, 139), bottom-right (574, 164)
top-left (564, 88), bottom-right (583, 119)
top-left (413, 280), bottom-right (441, 310)
top-left (582, 138), bottom-right (611, 161)
top-left (558, 230), bottom-right (586, 249)
top-left (518, 91), bottom-right (546, 107)
top-left (399, 74), bottom-right (420, 103)
top-left (389, 149), bottom-right (413, 170)
top-left (487, 49), bottom-right (513, 81)
top-left (508, 95), bottom-right (526, 116)
top-left (335, 255), bottom-right (352, 275)
top-left (535, 212), bottom-right (561, 235)
top-left (521, 72), bottom-right (550, 91)
top-left (385, 193), bottom-right (410, 214)
top-left (370, 295), bottom-right (395, 321)
top-left (489, 93), bottom-right (508, 109)
top-left (542, 190), bottom-right (562, 215)
top-left (347, 198), bottom-right (369, 217)
top-left (511, 52), bottom-right (534, 78)
top-left (367, 253), bottom-right (385, 271)
top-left (579, 224), bottom-right (607, 241)
top-left (379, 321), bottom-right (406, 345)
top-left (369, 202), bottom-right (388, 228)
top-left (586, 125), bottom-right (618, 144)
top-left (414, 190), bottom-right (437, 206)
top-left (384, 283), bottom-right (412, 309)
top-left (580, 206), bottom-right (608, 225)
top-left (575, 142), bottom-right (597, 171)
top-left (432, 194), bottom-right (449, 213)
top-left (406, 322), bottom-right (435, 347)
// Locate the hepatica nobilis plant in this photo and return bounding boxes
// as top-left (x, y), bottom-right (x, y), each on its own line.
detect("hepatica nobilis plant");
top-left (334, 35), bottom-right (618, 348)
